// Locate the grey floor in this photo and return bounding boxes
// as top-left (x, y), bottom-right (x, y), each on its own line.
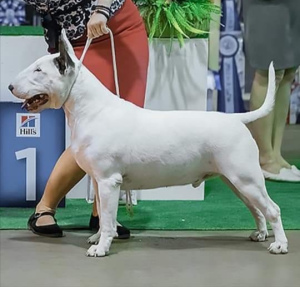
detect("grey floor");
top-left (1, 230), bottom-right (300, 287)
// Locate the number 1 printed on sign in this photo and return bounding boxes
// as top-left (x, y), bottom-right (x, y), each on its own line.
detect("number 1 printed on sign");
top-left (15, 148), bottom-right (36, 201)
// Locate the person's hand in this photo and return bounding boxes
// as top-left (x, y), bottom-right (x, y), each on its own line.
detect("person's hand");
top-left (87, 12), bottom-right (109, 39)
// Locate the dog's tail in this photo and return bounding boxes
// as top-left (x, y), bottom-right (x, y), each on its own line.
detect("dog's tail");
top-left (230, 62), bottom-right (276, 124)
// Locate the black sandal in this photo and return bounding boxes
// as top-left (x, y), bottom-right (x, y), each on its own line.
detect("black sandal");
top-left (89, 214), bottom-right (130, 239)
top-left (28, 212), bottom-right (63, 238)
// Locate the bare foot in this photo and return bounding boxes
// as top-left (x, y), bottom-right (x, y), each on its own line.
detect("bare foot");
top-left (260, 161), bottom-right (282, 174)
top-left (35, 214), bottom-right (56, 226)
top-left (275, 155), bottom-right (291, 169)
top-left (35, 203), bottom-right (56, 226)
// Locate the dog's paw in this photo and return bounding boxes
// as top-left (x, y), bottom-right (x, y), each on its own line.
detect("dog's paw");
top-left (86, 245), bottom-right (108, 257)
top-left (87, 233), bottom-right (100, 245)
top-left (249, 230), bottom-right (268, 242)
top-left (268, 241), bottom-right (288, 254)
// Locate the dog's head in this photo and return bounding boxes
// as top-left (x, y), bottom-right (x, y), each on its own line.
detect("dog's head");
top-left (9, 30), bottom-right (78, 112)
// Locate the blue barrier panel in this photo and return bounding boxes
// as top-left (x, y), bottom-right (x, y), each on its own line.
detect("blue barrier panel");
top-left (0, 102), bottom-right (65, 207)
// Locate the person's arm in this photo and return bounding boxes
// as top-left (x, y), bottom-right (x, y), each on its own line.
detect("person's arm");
top-left (96, 0), bottom-right (114, 8)
top-left (87, 0), bottom-right (114, 39)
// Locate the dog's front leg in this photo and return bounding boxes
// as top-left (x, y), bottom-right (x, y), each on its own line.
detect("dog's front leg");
top-left (86, 175), bottom-right (121, 257)
top-left (87, 178), bottom-right (102, 245)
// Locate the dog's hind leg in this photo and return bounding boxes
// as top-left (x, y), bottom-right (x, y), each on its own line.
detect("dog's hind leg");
top-left (222, 166), bottom-right (288, 254)
top-left (86, 174), bottom-right (121, 257)
top-left (221, 176), bottom-right (268, 242)
top-left (217, 133), bottom-right (288, 253)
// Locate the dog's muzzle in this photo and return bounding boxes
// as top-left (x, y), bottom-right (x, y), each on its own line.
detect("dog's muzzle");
top-left (21, 94), bottom-right (50, 111)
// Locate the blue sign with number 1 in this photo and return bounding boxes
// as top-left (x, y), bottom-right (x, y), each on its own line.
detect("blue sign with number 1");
top-left (0, 102), bottom-right (66, 207)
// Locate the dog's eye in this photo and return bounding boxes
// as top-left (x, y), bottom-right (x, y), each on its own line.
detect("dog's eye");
top-left (34, 68), bottom-right (42, 72)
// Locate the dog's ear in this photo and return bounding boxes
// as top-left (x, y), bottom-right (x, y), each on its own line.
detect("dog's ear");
top-left (60, 29), bottom-right (75, 56)
top-left (54, 30), bottom-right (75, 75)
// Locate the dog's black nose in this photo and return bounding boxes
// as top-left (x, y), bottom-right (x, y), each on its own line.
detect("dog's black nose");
top-left (8, 84), bottom-right (14, 92)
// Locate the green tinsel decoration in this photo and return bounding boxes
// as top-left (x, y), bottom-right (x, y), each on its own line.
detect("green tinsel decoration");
top-left (134, 0), bottom-right (221, 46)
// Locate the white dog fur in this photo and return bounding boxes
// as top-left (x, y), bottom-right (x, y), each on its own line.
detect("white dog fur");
top-left (10, 30), bottom-right (288, 257)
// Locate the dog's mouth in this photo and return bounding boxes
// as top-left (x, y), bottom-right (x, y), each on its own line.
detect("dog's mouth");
top-left (21, 94), bottom-right (49, 111)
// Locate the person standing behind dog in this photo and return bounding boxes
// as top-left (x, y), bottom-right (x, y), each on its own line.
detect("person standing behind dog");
top-left (24, 0), bottom-right (149, 238)
top-left (243, 0), bottom-right (300, 182)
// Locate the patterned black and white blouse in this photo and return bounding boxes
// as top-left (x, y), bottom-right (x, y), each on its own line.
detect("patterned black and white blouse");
top-left (24, 0), bottom-right (125, 41)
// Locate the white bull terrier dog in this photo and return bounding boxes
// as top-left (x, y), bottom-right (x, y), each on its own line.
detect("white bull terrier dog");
top-left (10, 30), bottom-right (288, 257)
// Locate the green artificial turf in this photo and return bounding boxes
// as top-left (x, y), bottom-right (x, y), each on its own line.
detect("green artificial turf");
top-left (1, 167), bottom-right (299, 231)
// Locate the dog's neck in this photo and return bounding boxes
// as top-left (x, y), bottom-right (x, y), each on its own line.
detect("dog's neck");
top-left (63, 64), bottom-right (117, 129)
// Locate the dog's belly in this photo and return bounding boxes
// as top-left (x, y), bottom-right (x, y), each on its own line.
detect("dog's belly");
top-left (74, 145), bottom-right (214, 190)
top-left (119, 159), bottom-right (211, 190)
